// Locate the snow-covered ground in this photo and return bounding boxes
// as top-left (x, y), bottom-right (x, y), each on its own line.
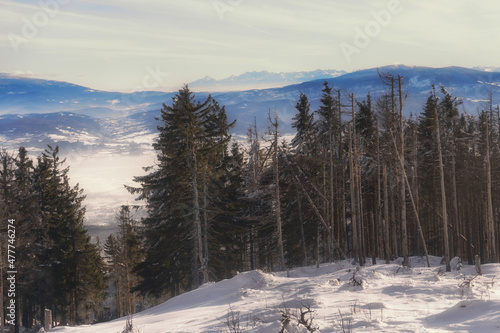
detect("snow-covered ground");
top-left (50, 256), bottom-right (499, 332)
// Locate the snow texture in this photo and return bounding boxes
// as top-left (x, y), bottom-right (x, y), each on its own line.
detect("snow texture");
top-left (50, 256), bottom-right (500, 332)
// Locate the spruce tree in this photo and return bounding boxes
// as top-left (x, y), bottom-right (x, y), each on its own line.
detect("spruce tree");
top-left (316, 81), bottom-right (339, 262)
top-left (103, 234), bottom-right (123, 317)
top-left (209, 142), bottom-right (247, 279)
top-left (34, 145), bottom-right (105, 325)
top-left (356, 93), bottom-right (375, 155)
top-left (13, 147), bottom-right (42, 328)
top-left (104, 206), bottom-right (144, 318)
top-left (291, 92), bottom-right (316, 156)
top-left (128, 85), bottom-right (234, 296)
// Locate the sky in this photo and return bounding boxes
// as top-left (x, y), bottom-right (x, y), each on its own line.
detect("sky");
top-left (1, 0), bottom-right (499, 92)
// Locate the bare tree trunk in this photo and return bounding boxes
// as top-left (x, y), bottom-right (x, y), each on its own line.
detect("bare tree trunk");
top-left (383, 165), bottom-right (391, 263)
top-left (289, 161), bottom-right (346, 261)
top-left (202, 169), bottom-right (209, 280)
top-left (349, 122), bottom-right (359, 264)
top-left (342, 186), bottom-right (347, 255)
top-left (191, 148), bottom-right (207, 287)
top-left (451, 153), bottom-right (460, 257)
top-left (376, 117), bottom-right (383, 261)
top-left (413, 133), bottom-right (420, 255)
top-left (465, 158), bottom-right (473, 264)
top-left (116, 277), bottom-right (122, 317)
top-left (270, 111), bottom-right (286, 271)
top-left (322, 157), bottom-right (328, 262)
top-left (434, 101), bottom-right (451, 272)
top-left (297, 191), bottom-right (308, 266)
top-left (125, 262), bottom-right (132, 315)
top-left (249, 226), bottom-right (255, 270)
top-left (391, 131), bottom-right (431, 267)
top-left (1, 241), bottom-right (4, 333)
top-left (329, 112), bottom-right (335, 262)
top-left (357, 163), bottom-right (365, 266)
top-left (316, 224), bottom-right (320, 268)
top-left (475, 255), bottom-right (482, 275)
top-left (370, 211), bottom-right (376, 264)
top-left (390, 178), bottom-right (397, 257)
top-left (398, 75), bottom-right (409, 267)
top-left (337, 89), bottom-right (346, 255)
top-left (351, 94), bottom-right (365, 265)
top-left (485, 110), bottom-right (497, 262)
top-left (321, 154), bottom-right (332, 262)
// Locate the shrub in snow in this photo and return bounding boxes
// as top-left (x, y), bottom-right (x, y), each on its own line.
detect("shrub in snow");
top-left (348, 271), bottom-right (366, 288)
top-left (120, 316), bottom-right (140, 333)
top-left (394, 265), bottom-right (412, 276)
top-left (459, 275), bottom-right (478, 300)
top-left (224, 305), bottom-right (242, 333)
top-left (279, 301), bottom-right (318, 332)
top-left (329, 278), bottom-right (341, 286)
top-left (337, 309), bottom-right (353, 333)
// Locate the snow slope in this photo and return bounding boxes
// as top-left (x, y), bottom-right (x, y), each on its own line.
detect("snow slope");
top-left (50, 256), bottom-right (500, 333)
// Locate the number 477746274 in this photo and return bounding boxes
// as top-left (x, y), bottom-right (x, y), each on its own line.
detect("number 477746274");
top-left (7, 220), bottom-right (16, 270)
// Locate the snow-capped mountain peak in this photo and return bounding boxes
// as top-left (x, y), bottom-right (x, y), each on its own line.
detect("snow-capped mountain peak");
top-left (188, 69), bottom-right (347, 92)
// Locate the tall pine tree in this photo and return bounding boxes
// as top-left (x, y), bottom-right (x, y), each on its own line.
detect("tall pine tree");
top-left (34, 145), bottom-right (105, 325)
top-left (128, 85), bottom-right (235, 296)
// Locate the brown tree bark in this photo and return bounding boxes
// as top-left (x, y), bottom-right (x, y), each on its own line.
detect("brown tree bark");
top-left (434, 100), bottom-right (451, 272)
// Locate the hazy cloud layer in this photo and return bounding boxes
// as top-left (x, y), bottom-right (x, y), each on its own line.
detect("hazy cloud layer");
top-left (1, 0), bottom-right (499, 91)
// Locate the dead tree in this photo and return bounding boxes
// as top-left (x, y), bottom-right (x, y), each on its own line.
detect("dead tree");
top-left (348, 122), bottom-right (360, 264)
top-left (485, 109), bottom-right (497, 263)
top-left (378, 70), bottom-right (409, 266)
top-left (433, 92), bottom-right (451, 272)
top-left (269, 110), bottom-right (286, 271)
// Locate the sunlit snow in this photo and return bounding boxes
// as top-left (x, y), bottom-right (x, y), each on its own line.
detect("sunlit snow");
top-left (50, 256), bottom-right (500, 333)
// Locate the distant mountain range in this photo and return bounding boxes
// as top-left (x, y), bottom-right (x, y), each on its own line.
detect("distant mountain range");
top-left (189, 69), bottom-right (347, 91)
top-left (1, 65), bottom-right (499, 150)
top-left (473, 66), bottom-right (500, 72)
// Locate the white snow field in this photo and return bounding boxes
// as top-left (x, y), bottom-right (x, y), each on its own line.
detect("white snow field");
top-left (51, 256), bottom-right (500, 333)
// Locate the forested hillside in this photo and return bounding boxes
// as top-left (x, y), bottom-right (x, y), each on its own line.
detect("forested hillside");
top-left (124, 70), bottom-right (500, 304)
top-left (2, 70), bottom-right (500, 330)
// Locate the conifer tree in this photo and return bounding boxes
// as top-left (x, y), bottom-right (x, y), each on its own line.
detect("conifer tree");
top-left (438, 87), bottom-right (462, 258)
top-left (0, 147), bottom-right (105, 327)
top-left (243, 120), bottom-right (272, 270)
top-left (209, 142), bottom-right (247, 279)
top-left (128, 85), bottom-right (234, 296)
top-left (269, 110), bottom-right (286, 271)
top-left (0, 150), bottom-right (18, 331)
top-left (13, 147), bottom-right (42, 328)
top-left (356, 93), bottom-right (375, 155)
top-left (104, 206), bottom-right (144, 318)
top-left (316, 81), bottom-right (339, 262)
top-left (104, 234), bottom-right (123, 317)
top-left (34, 145), bottom-right (105, 325)
top-left (292, 92), bottom-right (316, 156)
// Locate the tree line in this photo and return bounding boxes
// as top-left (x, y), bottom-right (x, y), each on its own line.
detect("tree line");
top-left (126, 73), bottom-right (500, 304)
top-left (0, 146), bottom-right (105, 330)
